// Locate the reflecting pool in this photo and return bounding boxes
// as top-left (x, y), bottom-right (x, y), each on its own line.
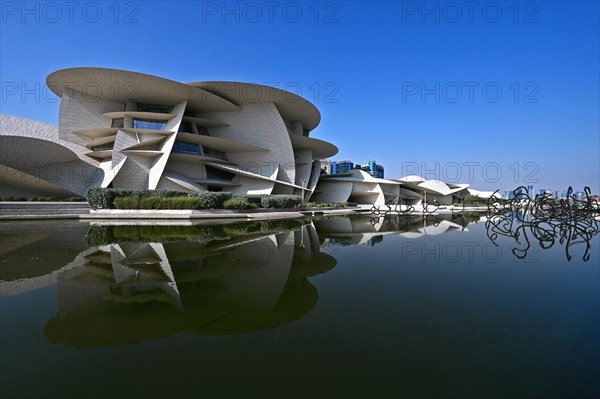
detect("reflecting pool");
top-left (1, 214), bottom-right (598, 398)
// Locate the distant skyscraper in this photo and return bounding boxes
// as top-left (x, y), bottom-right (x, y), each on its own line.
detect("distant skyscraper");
top-left (321, 159), bottom-right (333, 175)
top-left (514, 187), bottom-right (524, 197)
top-left (335, 160), bottom-right (354, 174)
top-left (359, 160), bottom-right (384, 178)
top-left (330, 160), bottom-right (384, 178)
top-left (504, 190), bottom-right (512, 199)
top-left (554, 190), bottom-right (561, 199)
top-left (527, 185), bottom-right (534, 195)
top-left (538, 188), bottom-right (551, 199)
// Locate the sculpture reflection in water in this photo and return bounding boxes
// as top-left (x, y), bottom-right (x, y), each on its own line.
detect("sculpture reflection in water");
top-left (485, 186), bottom-right (600, 262)
top-left (43, 221), bottom-right (336, 347)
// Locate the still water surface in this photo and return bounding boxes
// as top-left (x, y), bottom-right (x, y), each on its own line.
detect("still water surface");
top-left (1, 214), bottom-right (598, 398)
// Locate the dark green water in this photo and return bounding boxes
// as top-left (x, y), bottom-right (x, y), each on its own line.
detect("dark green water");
top-left (1, 215), bottom-right (598, 398)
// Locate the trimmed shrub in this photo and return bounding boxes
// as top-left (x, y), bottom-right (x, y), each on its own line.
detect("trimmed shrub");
top-left (0, 196), bottom-right (25, 201)
top-left (85, 187), bottom-right (233, 210)
top-left (194, 192), bottom-right (232, 209)
top-left (223, 195), bottom-right (257, 210)
top-left (86, 188), bottom-right (145, 209)
top-left (245, 194), bottom-right (267, 207)
top-left (86, 187), bottom-right (311, 210)
top-left (114, 196), bottom-right (139, 209)
top-left (261, 194), bottom-right (302, 209)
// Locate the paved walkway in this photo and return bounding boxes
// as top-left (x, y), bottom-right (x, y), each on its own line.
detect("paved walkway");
top-left (0, 202), bottom-right (367, 221)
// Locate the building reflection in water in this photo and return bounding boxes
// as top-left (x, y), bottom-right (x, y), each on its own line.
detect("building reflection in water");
top-left (36, 221), bottom-right (337, 347)
top-left (314, 213), bottom-right (479, 247)
top-left (0, 215), bottom-right (480, 347)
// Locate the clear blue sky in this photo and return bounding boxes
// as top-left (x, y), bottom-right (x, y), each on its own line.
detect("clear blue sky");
top-left (1, 1), bottom-right (598, 193)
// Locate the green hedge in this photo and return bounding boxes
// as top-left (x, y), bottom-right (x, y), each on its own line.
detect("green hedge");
top-left (87, 188), bottom-right (144, 209)
top-left (223, 195), bottom-right (257, 210)
top-left (0, 196), bottom-right (27, 201)
top-left (158, 196), bottom-right (202, 210)
top-left (245, 194), bottom-right (267, 206)
top-left (139, 196), bottom-right (162, 209)
top-left (196, 192), bottom-right (232, 209)
top-left (86, 188), bottom-right (305, 210)
top-left (85, 188), bottom-right (232, 210)
top-left (114, 195), bottom-right (211, 210)
top-left (114, 196), bottom-right (139, 209)
top-left (261, 194), bottom-right (302, 209)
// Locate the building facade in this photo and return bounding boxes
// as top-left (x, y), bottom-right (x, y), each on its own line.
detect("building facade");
top-left (311, 171), bottom-right (497, 206)
top-left (0, 67), bottom-right (338, 199)
top-left (334, 160), bottom-right (354, 174)
top-left (322, 159), bottom-right (384, 179)
top-left (358, 160), bottom-right (384, 178)
top-left (320, 159), bottom-right (334, 175)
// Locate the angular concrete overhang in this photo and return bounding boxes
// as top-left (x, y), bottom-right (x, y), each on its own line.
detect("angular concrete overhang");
top-left (176, 132), bottom-right (268, 153)
top-left (47, 68), bottom-right (241, 113)
top-left (289, 134), bottom-right (338, 159)
top-left (188, 81), bottom-right (321, 131)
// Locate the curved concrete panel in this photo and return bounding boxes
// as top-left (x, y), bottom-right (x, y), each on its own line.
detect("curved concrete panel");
top-left (189, 81), bottom-right (321, 131)
top-left (311, 180), bottom-right (353, 203)
top-left (48, 67), bottom-right (240, 112)
top-left (201, 103), bottom-right (297, 185)
top-left (0, 114), bottom-right (103, 196)
top-left (289, 134), bottom-right (339, 159)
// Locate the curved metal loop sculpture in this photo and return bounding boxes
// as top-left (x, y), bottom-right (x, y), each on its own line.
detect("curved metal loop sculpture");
top-left (485, 186), bottom-right (599, 262)
top-left (370, 197), bottom-right (440, 217)
top-left (423, 200), bottom-right (440, 215)
top-left (452, 199), bottom-right (466, 214)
